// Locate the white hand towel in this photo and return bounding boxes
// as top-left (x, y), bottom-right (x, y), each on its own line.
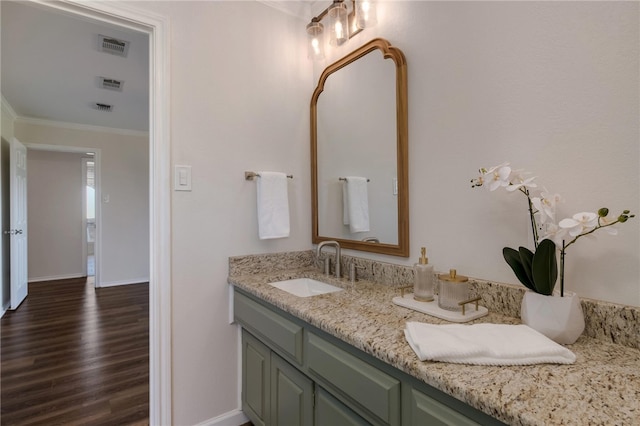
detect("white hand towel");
top-left (345, 176), bottom-right (369, 233)
top-left (342, 181), bottom-right (350, 225)
top-left (404, 322), bottom-right (576, 366)
top-left (256, 171), bottom-right (290, 239)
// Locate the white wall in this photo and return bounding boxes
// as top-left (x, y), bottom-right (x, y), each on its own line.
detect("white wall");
top-left (130, 2), bottom-right (312, 424)
top-left (27, 150), bottom-right (85, 281)
top-left (314, 1), bottom-right (639, 307)
top-left (14, 122), bottom-right (150, 286)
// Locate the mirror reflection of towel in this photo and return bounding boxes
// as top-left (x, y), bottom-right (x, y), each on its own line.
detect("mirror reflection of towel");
top-left (257, 171), bottom-right (290, 239)
top-left (343, 176), bottom-right (369, 233)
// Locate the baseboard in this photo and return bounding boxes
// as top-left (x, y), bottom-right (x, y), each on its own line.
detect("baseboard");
top-left (194, 408), bottom-right (249, 426)
top-left (28, 273), bottom-right (85, 283)
top-left (0, 306), bottom-right (6, 318)
top-left (98, 278), bottom-right (150, 288)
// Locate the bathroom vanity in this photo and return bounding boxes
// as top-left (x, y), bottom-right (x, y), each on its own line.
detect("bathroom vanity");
top-left (229, 251), bottom-right (640, 426)
top-left (235, 289), bottom-right (502, 426)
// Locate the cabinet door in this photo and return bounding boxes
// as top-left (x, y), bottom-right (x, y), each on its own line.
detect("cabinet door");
top-left (315, 387), bottom-right (369, 426)
top-left (407, 387), bottom-right (481, 426)
top-left (242, 330), bottom-right (271, 426)
top-left (271, 352), bottom-right (313, 426)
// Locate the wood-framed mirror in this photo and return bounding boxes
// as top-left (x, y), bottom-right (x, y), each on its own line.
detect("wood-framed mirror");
top-left (311, 38), bottom-right (409, 256)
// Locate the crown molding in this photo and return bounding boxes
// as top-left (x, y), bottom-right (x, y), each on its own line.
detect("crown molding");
top-left (257, 0), bottom-right (314, 20)
top-left (1, 96), bottom-right (18, 121)
top-left (15, 116), bottom-right (149, 138)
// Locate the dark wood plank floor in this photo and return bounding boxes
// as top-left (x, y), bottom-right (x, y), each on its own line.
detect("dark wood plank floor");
top-left (1, 278), bottom-right (149, 425)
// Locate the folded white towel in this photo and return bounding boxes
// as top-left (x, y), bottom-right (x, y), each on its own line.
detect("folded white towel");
top-left (405, 322), bottom-right (576, 365)
top-left (344, 176), bottom-right (369, 233)
top-left (256, 171), bottom-right (290, 239)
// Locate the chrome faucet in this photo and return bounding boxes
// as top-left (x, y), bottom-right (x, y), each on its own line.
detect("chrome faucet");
top-left (316, 240), bottom-right (341, 278)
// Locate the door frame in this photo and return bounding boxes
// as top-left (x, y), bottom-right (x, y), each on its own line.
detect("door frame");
top-left (81, 157), bottom-right (94, 278)
top-left (25, 1), bottom-right (173, 423)
top-left (27, 145), bottom-right (102, 287)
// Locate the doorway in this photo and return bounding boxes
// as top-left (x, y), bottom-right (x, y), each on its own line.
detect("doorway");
top-left (0, 1), bottom-right (171, 423)
top-left (83, 157), bottom-right (96, 278)
top-left (26, 145), bottom-right (103, 287)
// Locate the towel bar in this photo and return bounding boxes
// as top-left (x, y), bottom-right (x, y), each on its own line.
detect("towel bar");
top-left (339, 177), bottom-right (370, 182)
top-left (245, 171), bottom-right (293, 181)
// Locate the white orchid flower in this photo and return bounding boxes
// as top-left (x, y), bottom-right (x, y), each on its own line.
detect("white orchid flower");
top-left (559, 212), bottom-right (599, 237)
top-left (599, 215), bottom-right (619, 235)
top-left (539, 223), bottom-right (567, 247)
top-left (531, 191), bottom-right (562, 223)
top-left (484, 162), bottom-right (510, 174)
top-left (506, 175), bottom-right (537, 192)
top-left (487, 165), bottom-right (512, 191)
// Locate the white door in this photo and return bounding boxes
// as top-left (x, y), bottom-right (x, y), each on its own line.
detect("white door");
top-left (9, 137), bottom-right (28, 309)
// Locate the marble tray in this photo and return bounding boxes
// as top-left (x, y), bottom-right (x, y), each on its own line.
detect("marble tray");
top-left (392, 293), bottom-right (488, 323)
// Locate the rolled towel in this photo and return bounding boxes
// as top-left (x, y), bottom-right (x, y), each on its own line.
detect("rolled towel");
top-left (256, 171), bottom-right (290, 239)
top-left (405, 322), bottom-right (576, 366)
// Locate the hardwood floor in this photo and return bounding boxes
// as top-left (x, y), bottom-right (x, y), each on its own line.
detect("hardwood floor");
top-left (1, 278), bottom-right (149, 425)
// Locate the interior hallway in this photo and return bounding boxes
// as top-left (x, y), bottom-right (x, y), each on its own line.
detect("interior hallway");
top-left (1, 277), bottom-right (149, 425)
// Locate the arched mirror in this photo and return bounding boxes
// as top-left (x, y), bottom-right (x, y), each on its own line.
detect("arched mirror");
top-left (311, 38), bottom-right (409, 256)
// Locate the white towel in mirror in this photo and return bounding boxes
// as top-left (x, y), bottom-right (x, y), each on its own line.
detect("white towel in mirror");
top-left (257, 171), bottom-right (290, 239)
top-left (342, 181), bottom-right (350, 226)
top-left (343, 176), bottom-right (370, 233)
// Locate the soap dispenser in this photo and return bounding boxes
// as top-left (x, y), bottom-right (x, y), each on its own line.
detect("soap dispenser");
top-left (414, 247), bottom-right (435, 302)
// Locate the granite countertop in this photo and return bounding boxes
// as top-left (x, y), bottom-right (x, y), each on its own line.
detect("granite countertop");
top-left (229, 267), bottom-right (640, 426)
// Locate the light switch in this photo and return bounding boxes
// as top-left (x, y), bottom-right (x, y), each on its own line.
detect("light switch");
top-left (393, 178), bottom-right (398, 195)
top-left (174, 165), bottom-right (192, 191)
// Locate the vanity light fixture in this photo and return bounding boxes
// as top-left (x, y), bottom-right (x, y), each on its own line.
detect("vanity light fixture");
top-left (306, 0), bottom-right (378, 61)
top-left (328, 1), bottom-right (349, 46)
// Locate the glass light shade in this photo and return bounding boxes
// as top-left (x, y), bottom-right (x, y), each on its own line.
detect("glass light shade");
top-left (355, 0), bottom-right (377, 29)
top-left (306, 20), bottom-right (325, 61)
top-left (328, 2), bottom-right (349, 46)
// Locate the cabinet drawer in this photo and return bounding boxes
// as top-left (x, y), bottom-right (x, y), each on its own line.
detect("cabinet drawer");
top-left (235, 291), bottom-right (303, 364)
top-left (407, 387), bottom-right (481, 426)
top-left (306, 332), bottom-right (401, 426)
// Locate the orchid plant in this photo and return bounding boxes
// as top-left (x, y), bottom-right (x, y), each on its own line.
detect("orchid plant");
top-left (471, 163), bottom-right (634, 296)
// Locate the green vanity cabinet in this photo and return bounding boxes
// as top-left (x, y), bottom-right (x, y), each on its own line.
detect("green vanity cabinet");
top-left (271, 351), bottom-right (314, 426)
top-left (242, 329), bottom-right (313, 426)
top-left (306, 332), bottom-right (401, 426)
top-left (315, 387), bottom-right (369, 426)
top-left (235, 290), bottom-right (303, 366)
top-left (242, 330), bottom-right (271, 426)
top-left (234, 288), bottom-right (506, 426)
top-left (404, 384), bottom-right (483, 426)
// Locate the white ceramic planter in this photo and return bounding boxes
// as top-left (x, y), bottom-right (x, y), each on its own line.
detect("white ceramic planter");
top-left (520, 291), bottom-right (585, 345)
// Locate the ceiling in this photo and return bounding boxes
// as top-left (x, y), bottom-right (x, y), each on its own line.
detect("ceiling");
top-left (1, 1), bottom-right (149, 132)
top-left (0, 1), bottom-right (330, 133)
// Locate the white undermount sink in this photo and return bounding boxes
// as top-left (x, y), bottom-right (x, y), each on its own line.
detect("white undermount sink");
top-left (268, 278), bottom-right (343, 298)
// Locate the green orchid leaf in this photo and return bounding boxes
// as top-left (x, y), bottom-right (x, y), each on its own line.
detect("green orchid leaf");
top-left (518, 246), bottom-right (535, 289)
top-left (503, 247), bottom-right (535, 291)
top-left (532, 239), bottom-right (558, 295)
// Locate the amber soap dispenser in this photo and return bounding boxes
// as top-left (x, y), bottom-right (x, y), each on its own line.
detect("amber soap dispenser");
top-left (413, 247), bottom-right (435, 302)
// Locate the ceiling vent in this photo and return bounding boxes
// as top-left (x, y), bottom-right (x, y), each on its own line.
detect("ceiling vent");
top-left (99, 35), bottom-right (130, 57)
top-left (99, 77), bottom-right (124, 92)
top-left (94, 103), bottom-right (113, 112)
